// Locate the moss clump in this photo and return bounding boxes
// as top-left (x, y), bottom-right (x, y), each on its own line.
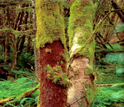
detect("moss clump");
top-left (85, 68), bottom-right (93, 75)
top-left (44, 64), bottom-right (71, 88)
top-left (85, 82), bottom-right (96, 104)
top-left (35, 0), bottom-right (66, 48)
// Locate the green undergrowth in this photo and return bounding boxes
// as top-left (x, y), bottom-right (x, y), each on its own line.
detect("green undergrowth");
top-left (106, 44), bottom-right (124, 51)
top-left (8, 69), bottom-right (35, 79)
top-left (93, 85), bottom-right (124, 107)
top-left (98, 72), bottom-right (124, 84)
top-left (93, 66), bottom-right (124, 107)
top-left (94, 43), bottom-right (124, 106)
top-left (16, 52), bottom-right (35, 71)
top-left (0, 77), bottom-right (39, 107)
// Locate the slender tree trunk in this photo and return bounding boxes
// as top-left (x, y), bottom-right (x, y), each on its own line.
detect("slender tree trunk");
top-left (68, 0), bottom-right (96, 107)
top-left (35, 0), bottom-right (67, 106)
top-left (31, 0), bottom-right (40, 80)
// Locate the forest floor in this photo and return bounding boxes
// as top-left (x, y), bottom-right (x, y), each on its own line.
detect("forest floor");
top-left (0, 65), bottom-right (124, 107)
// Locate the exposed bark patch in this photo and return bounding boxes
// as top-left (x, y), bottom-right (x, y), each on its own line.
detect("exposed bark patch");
top-left (39, 40), bottom-right (67, 107)
top-left (68, 56), bottom-right (92, 107)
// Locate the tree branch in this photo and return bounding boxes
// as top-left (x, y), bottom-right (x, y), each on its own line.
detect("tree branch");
top-left (0, 0), bottom-right (31, 7)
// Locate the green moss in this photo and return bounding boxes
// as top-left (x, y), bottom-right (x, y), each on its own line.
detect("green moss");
top-left (84, 67), bottom-right (97, 103)
top-left (84, 68), bottom-right (97, 104)
top-left (84, 74), bottom-right (97, 104)
top-left (61, 51), bottom-right (69, 63)
top-left (85, 68), bottom-right (93, 75)
top-left (86, 83), bottom-right (96, 103)
top-left (0, 28), bottom-right (33, 38)
top-left (35, 0), bottom-right (66, 48)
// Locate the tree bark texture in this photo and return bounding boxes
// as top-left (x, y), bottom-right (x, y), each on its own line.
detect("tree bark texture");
top-left (31, 0), bottom-right (40, 80)
top-left (38, 41), bottom-right (67, 107)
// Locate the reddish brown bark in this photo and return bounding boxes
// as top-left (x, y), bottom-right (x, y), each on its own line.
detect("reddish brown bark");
top-left (39, 40), bottom-right (67, 107)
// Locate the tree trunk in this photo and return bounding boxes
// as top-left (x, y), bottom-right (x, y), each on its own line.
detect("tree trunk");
top-left (35, 0), bottom-right (67, 106)
top-left (38, 41), bottom-right (67, 107)
top-left (35, 0), bottom-right (96, 106)
top-left (31, 0), bottom-right (40, 80)
top-left (67, 0), bottom-right (96, 107)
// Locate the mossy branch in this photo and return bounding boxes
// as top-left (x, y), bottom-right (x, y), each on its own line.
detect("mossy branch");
top-left (97, 83), bottom-right (124, 87)
top-left (0, 96), bottom-right (15, 105)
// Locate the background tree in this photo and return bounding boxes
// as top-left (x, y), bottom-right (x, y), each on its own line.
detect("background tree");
top-left (0, 1), bottom-right (35, 79)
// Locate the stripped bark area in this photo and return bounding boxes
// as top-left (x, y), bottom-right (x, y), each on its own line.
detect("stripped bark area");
top-left (68, 56), bottom-right (93, 107)
top-left (38, 40), bottom-right (67, 107)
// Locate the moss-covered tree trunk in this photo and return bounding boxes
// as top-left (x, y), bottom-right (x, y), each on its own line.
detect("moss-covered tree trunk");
top-left (35, 0), bottom-right (67, 107)
top-left (35, 0), bottom-right (96, 107)
top-left (67, 0), bottom-right (96, 107)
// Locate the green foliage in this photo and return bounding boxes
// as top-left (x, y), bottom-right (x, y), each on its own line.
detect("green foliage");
top-left (114, 23), bottom-right (124, 33)
top-left (116, 68), bottom-right (124, 74)
top-left (0, 47), bottom-right (34, 72)
top-left (60, 61), bottom-right (63, 65)
top-left (0, 77), bottom-right (37, 98)
top-left (93, 85), bottom-right (124, 107)
top-left (8, 70), bottom-right (35, 79)
top-left (44, 64), bottom-right (71, 88)
top-left (94, 58), bottom-right (124, 107)
top-left (104, 53), bottom-right (124, 65)
top-left (16, 52), bottom-right (34, 71)
top-left (0, 77), bottom-right (39, 107)
top-left (0, 28), bottom-right (34, 38)
top-left (98, 72), bottom-right (124, 84)
top-left (106, 44), bottom-right (124, 50)
top-left (74, 96), bottom-right (83, 107)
